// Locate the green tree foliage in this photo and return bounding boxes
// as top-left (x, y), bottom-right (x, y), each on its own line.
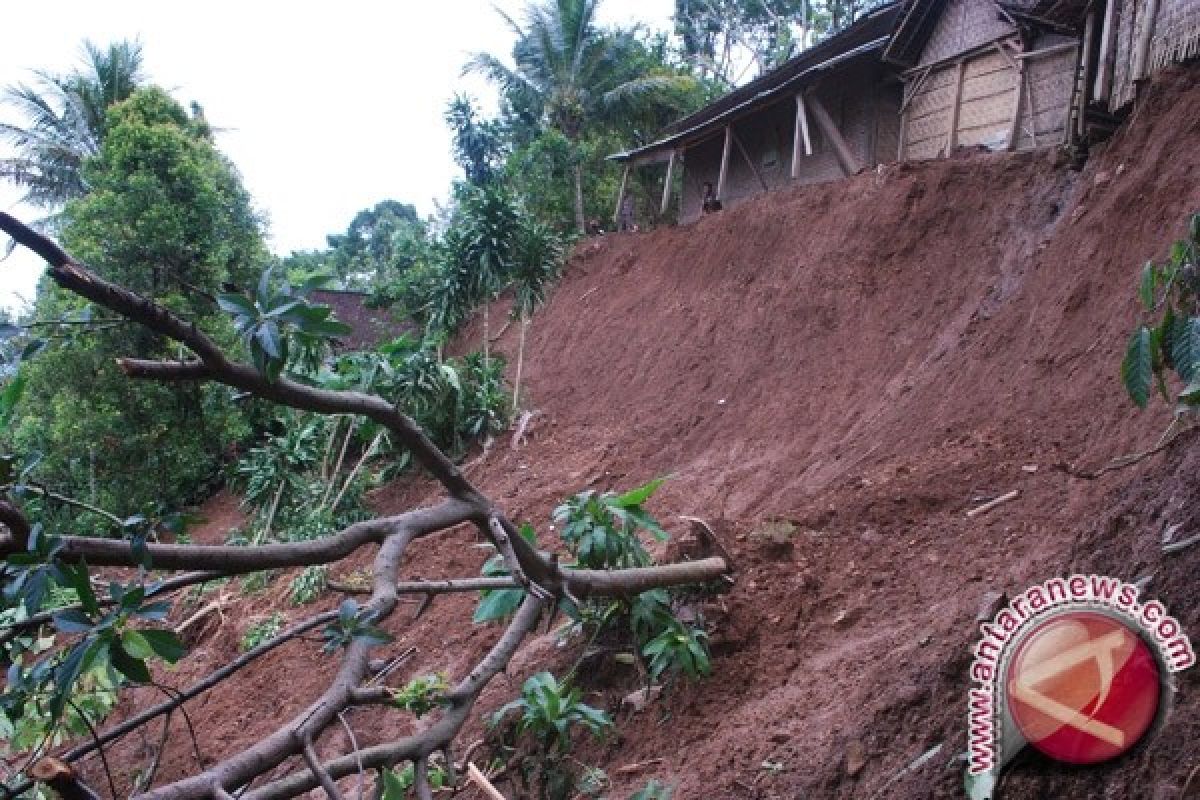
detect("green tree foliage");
top-left (4, 88), bottom-right (268, 524)
top-left (0, 39), bottom-right (145, 211)
top-left (468, 0), bottom-right (705, 232)
top-left (673, 0), bottom-right (890, 85)
top-left (1123, 212), bottom-right (1200, 411)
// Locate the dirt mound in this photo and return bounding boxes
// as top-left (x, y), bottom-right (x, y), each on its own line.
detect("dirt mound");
top-left (90, 64), bottom-right (1200, 799)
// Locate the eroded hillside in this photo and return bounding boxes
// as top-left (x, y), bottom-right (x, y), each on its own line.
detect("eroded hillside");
top-left (102, 65), bottom-right (1200, 799)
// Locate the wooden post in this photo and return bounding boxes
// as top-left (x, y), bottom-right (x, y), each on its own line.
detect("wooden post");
top-left (660, 150), bottom-right (677, 215)
top-left (717, 125), bottom-right (733, 200)
top-left (944, 59), bottom-right (967, 156)
top-left (792, 92), bottom-right (813, 179)
top-left (613, 163), bottom-right (629, 225)
top-left (1094, 0), bottom-right (1118, 102)
top-left (1076, 9), bottom-right (1097, 140)
top-left (1133, 0), bottom-right (1162, 81)
top-left (805, 90), bottom-right (864, 175)
top-left (731, 130), bottom-right (769, 192)
top-left (1006, 59), bottom-right (1026, 150)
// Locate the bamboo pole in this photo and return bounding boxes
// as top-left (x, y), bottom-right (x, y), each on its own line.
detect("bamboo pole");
top-left (1094, 0), bottom-right (1118, 101)
top-left (805, 90), bottom-right (864, 175)
top-left (660, 150), bottom-right (677, 215)
top-left (612, 164), bottom-right (629, 225)
top-left (1006, 55), bottom-right (1026, 150)
top-left (717, 125), bottom-right (733, 200)
top-left (731, 130), bottom-right (769, 192)
top-left (1077, 9), bottom-right (1097, 140)
top-left (792, 92), bottom-right (813, 179)
top-left (944, 60), bottom-right (967, 156)
top-left (1133, 0), bottom-right (1163, 81)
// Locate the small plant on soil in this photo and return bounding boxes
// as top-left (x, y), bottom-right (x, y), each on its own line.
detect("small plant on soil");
top-left (1122, 211), bottom-right (1200, 412)
top-left (378, 761), bottom-right (449, 799)
top-left (389, 672), bottom-right (448, 718)
top-left (553, 478), bottom-right (668, 569)
top-left (320, 598), bottom-right (392, 653)
top-left (289, 565), bottom-right (327, 605)
top-left (628, 780), bottom-right (675, 800)
top-left (490, 671), bottom-right (613, 800)
top-left (240, 613), bottom-right (284, 652)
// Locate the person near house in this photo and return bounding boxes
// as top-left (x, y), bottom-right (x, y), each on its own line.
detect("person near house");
top-left (702, 182), bottom-right (723, 213)
top-left (618, 193), bottom-right (636, 232)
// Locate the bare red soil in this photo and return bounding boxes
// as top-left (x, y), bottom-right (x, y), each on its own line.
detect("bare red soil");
top-left (89, 64), bottom-right (1200, 799)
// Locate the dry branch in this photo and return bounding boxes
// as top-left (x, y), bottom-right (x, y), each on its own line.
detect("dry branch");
top-left (0, 211), bottom-right (736, 800)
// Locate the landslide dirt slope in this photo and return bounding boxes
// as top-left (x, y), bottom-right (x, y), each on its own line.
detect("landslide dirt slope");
top-left (104, 65), bottom-right (1200, 799)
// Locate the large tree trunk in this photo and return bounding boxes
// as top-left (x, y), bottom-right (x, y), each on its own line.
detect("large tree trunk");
top-left (573, 162), bottom-right (586, 234)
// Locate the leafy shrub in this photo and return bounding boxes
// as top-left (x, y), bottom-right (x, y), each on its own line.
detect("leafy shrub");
top-left (490, 671), bottom-right (612, 753)
top-left (240, 613), bottom-right (284, 652)
top-left (390, 673), bottom-right (448, 718)
top-left (378, 762), bottom-right (449, 799)
top-left (1122, 212), bottom-right (1200, 409)
top-left (290, 566), bottom-right (328, 605)
top-left (642, 617), bottom-right (711, 681)
top-left (629, 780), bottom-right (675, 800)
top-left (321, 599), bottom-right (392, 654)
top-left (553, 479), bottom-right (668, 569)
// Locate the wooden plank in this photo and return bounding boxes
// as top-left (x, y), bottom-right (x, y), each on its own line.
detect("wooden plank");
top-left (660, 150), bottom-right (676, 216)
top-left (732, 130), bottom-right (769, 193)
top-left (613, 164), bottom-right (630, 224)
top-left (717, 125), bottom-right (732, 200)
top-left (945, 60), bottom-right (967, 156)
top-left (805, 90), bottom-right (864, 176)
top-left (1016, 41), bottom-right (1083, 60)
top-left (1094, 0), bottom-right (1118, 100)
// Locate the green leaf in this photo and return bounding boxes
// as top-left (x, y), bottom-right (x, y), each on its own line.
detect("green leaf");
top-left (53, 609), bottom-right (95, 634)
top-left (255, 322), bottom-right (283, 359)
top-left (108, 639), bottom-right (151, 683)
top-left (613, 477), bottom-right (666, 508)
top-left (216, 293), bottom-right (257, 318)
top-left (121, 629), bottom-right (155, 660)
top-left (379, 768), bottom-right (410, 800)
top-left (49, 639), bottom-right (93, 720)
top-left (473, 588), bottom-right (526, 623)
top-left (1139, 261), bottom-right (1157, 310)
top-left (1121, 326), bottom-right (1154, 408)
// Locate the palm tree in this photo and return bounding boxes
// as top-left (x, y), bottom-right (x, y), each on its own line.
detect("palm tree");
top-left (0, 39), bottom-right (144, 210)
top-left (467, 0), bottom-right (698, 232)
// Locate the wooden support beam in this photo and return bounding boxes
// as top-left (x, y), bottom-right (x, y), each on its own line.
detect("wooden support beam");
top-left (613, 164), bottom-right (630, 225)
top-left (1132, 0), bottom-right (1162, 81)
top-left (1076, 10), bottom-right (1097, 140)
top-left (805, 90), bottom-right (864, 176)
top-left (716, 125), bottom-right (733, 200)
top-left (660, 150), bottom-right (677, 216)
top-left (731, 130), bottom-right (768, 193)
top-left (1024, 70), bottom-right (1040, 148)
top-left (1094, 0), bottom-right (1118, 102)
top-left (1006, 58), bottom-right (1026, 151)
top-left (944, 60), bottom-right (967, 156)
top-left (791, 92), bottom-right (813, 179)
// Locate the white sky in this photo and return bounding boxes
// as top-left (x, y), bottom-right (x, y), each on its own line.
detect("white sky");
top-left (0, 0), bottom-right (674, 312)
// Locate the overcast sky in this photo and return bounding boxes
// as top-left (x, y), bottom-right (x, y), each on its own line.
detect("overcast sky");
top-left (0, 0), bottom-right (674, 312)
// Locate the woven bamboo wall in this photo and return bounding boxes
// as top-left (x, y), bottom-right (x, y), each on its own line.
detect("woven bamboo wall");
top-left (920, 0), bottom-right (1016, 65)
top-left (1014, 42), bottom-right (1077, 149)
top-left (901, 37), bottom-right (1077, 160)
top-left (955, 50), bottom-right (1020, 149)
top-left (676, 62), bottom-right (897, 222)
top-left (902, 65), bottom-right (958, 159)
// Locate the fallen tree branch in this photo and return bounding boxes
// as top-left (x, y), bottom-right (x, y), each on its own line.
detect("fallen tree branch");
top-left (965, 490), bottom-right (1019, 519)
